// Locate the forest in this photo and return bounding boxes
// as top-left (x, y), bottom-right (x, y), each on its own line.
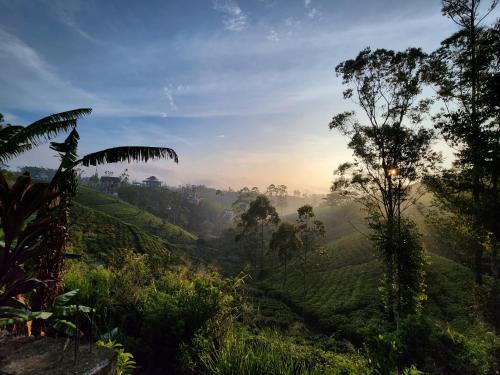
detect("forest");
top-left (0, 0), bottom-right (499, 374)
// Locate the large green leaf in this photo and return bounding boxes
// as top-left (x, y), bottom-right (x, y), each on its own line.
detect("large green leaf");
top-left (53, 304), bottom-right (94, 317)
top-left (54, 289), bottom-right (79, 307)
top-left (52, 319), bottom-right (78, 336)
top-left (0, 306), bottom-right (52, 322)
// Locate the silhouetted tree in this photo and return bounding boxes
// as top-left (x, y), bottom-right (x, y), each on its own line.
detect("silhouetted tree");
top-left (266, 184), bottom-right (277, 197)
top-left (296, 205), bottom-right (324, 316)
top-left (270, 221), bottom-right (301, 287)
top-left (330, 48), bottom-right (439, 322)
top-left (276, 184), bottom-right (288, 214)
top-left (237, 195), bottom-right (279, 276)
top-left (424, 0), bottom-right (499, 286)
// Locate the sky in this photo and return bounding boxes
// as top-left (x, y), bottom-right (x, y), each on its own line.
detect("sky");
top-left (1, 0), bottom-right (493, 193)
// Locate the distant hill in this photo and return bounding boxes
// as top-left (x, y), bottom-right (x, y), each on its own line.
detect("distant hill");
top-left (69, 202), bottom-right (177, 264)
top-left (74, 186), bottom-right (197, 246)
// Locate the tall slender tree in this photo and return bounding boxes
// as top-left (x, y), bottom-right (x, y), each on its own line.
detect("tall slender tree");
top-left (296, 205), bottom-right (324, 317)
top-left (270, 221), bottom-right (301, 287)
top-left (424, 0), bottom-right (499, 286)
top-left (237, 195), bottom-right (279, 276)
top-left (330, 48), bottom-right (439, 322)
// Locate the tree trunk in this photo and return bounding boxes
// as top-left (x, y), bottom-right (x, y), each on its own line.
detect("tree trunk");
top-left (260, 220), bottom-right (264, 278)
top-left (31, 196), bottom-right (70, 335)
top-left (283, 253), bottom-right (287, 288)
top-left (474, 245), bottom-right (483, 285)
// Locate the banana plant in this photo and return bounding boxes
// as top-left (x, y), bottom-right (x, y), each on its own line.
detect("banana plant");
top-left (50, 289), bottom-right (94, 337)
top-left (32, 125), bottom-right (178, 322)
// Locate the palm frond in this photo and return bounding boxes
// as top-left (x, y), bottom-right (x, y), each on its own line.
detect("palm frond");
top-left (15, 108), bottom-right (92, 148)
top-left (0, 142), bottom-right (33, 164)
top-left (78, 146), bottom-right (178, 167)
top-left (29, 108), bottom-right (92, 127)
top-left (49, 129), bottom-right (81, 193)
top-left (0, 109), bottom-right (91, 163)
top-left (0, 125), bottom-right (23, 142)
top-left (50, 128), bottom-right (80, 164)
top-left (0, 125), bottom-right (27, 162)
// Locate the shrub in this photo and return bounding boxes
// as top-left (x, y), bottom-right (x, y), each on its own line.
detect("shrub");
top-left (366, 315), bottom-right (500, 375)
top-left (135, 268), bottom-right (235, 369)
top-left (97, 340), bottom-right (136, 375)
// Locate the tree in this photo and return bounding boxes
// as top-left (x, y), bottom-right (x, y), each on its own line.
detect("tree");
top-left (0, 109), bottom-right (92, 164)
top-left (423, 0), bottom-right (499, 286)
top-left (231, 188), bottom-right (258, 217)
top-left (266, 184), bottom-right (277, 197)
top-left (293, 189), bottom-right (301, 197)
top-left (330, 48), bottom-right (439, 322)
top-left (276, 184), bottom-right (288, 214)
top-left (237, 195), bottom-right (280, 276)
top-left (296, 205), bottom-right (325, 316)
top-left (31, 123), bottom-right (177, 329)
top-left (270, 222), bottom-right (301, 287)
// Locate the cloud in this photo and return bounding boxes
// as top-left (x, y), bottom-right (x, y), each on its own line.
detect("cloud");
top-left (285, 17), bottom-right (301, 28)
top-left (213, 0), bottom-right (249, 31)
top-left (216, 134), bottom-right (225, 138)
top-left (307, 7), bottom-right (321, 19)
top-left (303, 0), bottom-right (320, 19)
top-left (266, 28), bottom-right (279, 42)
top-left (0, 27), bottom-right (141, 117)
top-left (163, 85), bottom-right (178, 110)
top-left (0, 27), bottom-right (97, 112)
top-left (48, 0), bottom-right (98, 43)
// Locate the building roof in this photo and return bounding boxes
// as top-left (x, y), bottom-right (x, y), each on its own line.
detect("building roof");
top-left (100, 176), bottom-right (121, 182)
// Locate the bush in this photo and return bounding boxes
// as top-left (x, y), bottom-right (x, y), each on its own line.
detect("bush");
top-left (366, 315), bottom-right (500, 375)
top-left (136, 269), bottom-right (235, 368)
top-left (65, 251), bottom-right (238, 372)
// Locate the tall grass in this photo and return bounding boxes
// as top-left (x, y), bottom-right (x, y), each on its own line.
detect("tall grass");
top-left (200, 329), bottom-right (371, 375)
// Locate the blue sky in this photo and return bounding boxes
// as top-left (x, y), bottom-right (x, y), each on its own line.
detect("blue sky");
top-left (0, 0), bottom-right (486, 192)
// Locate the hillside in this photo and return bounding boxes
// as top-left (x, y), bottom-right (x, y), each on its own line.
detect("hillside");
top-left (258, 232), bottom-right (476, 341)
top-left (246, 195), bottom-right (481, 343)
top-left (74, 186), bottom-right (197, 246)
top-left (68, 184), bottom-right (494, 371)
top-left (69, 202), bottom-right (178, 264)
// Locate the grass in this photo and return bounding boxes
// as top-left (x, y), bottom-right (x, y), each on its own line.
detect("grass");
top-left (199, 328), bottom-right (371, 375)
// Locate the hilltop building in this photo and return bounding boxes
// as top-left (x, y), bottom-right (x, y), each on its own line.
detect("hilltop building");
top-left (142, 175), bottom-right (162, 188)
top-left (100, 176), bottom-right (121, 194)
